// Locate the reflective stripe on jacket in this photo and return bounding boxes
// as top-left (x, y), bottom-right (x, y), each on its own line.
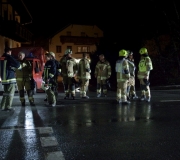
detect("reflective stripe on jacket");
top-left (0, 53), bottom-right (21, 84)
top-left (116, 58), bottom-right (130, 82)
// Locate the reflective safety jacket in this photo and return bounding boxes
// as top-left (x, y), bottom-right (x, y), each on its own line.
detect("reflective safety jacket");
top-left (115, 58), bottom-right (130, 82)
top-left (95, 60), bottom-right (111, 80)
top-left (127, 59), bottom-right (136, 77)
top-left (77, 58), bottom-right (91, 79)
top-left (137, 56), bottom-right (153, 79)
top-left (0, 53), bottom-right (21, 84)
top-left (15, 59), bottom-right (32, 81)
top-left (42, 59), bottom-right (56, 82)
top-left (59, 56), bottom-right (78, 78)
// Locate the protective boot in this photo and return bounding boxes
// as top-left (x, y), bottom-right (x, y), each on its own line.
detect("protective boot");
top-left (131, 94), bottom-right (139, 100)
top-left (97, 93), bottom-right (101, 98)
top-left (19, 90), bottom-right (25, 106)
top-left (27, 90), bottom-right (35, 106)
top-left (146, 97), bottom-right (151, 102)
top-left (82, 96), bottom-right (89, 99)
top-left (64, 91), bottom-right (69, 99)
top-left (140, 95), bottom-right (146, 101)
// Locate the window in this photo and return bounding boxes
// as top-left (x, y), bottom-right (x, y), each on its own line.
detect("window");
top-left (81, 32), bottom-right (86, 37)
top-left (77, 46), bottom-right (90, 52)
top-left (56, 46), bottom-right (61, 53)
top-left (77, 47), bottom-right (81, 52)
top-left (67, 32), bottom-right (71, 36)
top-left (67, 46), bottom-right (72, 50)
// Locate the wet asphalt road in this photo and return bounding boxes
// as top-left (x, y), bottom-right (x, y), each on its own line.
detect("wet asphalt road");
top-left (0, 88), bottom-right (180, 160)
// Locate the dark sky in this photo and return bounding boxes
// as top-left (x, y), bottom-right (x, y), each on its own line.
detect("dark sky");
top-left (22, 0), bottom-right (180, 41)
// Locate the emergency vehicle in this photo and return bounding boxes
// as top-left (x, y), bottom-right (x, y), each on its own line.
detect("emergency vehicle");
top-left (0, 47), bottom-right (46, 93)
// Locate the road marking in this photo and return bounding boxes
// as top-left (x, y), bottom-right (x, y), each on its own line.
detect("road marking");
top-left (40, 137), bottom-right (59, 147)
top-left (46, 151), bottom-right (65, 160)
top-left (39, 127), bottom-right (53, 134)
top-left (160, 100), bottom-right (180, 102)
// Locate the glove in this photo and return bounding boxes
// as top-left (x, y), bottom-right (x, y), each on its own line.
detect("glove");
top-left (10, 67), bottom-right (16, 71)
top-left (49, 73), bottom-right (54, 78)
top-left (22, 63), bottom-right (27, 67)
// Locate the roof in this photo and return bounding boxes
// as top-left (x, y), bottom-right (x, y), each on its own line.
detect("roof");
top-left (48, 23), bottom-right (103, 39)
top-left (8, 0), bottom-right (33, 24)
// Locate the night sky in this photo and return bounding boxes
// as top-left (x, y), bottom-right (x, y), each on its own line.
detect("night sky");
top-left (22, 0), bottom-right (180, 48)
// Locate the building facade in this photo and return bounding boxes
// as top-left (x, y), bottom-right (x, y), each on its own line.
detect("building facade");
top-left (0, 0), bottom-right (33, 56)
top-left (48, 24), bottom-right (103, 61)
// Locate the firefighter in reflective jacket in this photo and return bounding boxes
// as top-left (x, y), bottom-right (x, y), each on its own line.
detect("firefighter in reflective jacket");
top-left (42, 53), bottom-right (56, 107)
top-left (94, 54), bottom-right (111, 97)
top-left (46, 51), bottom-right (61, 101)
top-left (59, 49), bottom-right (78, 99)
top-left (0, 47), bottom-right (22, 111)
top-left (15, 52), bottom-right (35, 106)
top-left (126, 51), bottom-right (138, 100)
top-left (115, 49), bottom-right (130, 104)
top-left (77, 52), bottom-right (91, 99)
top-left (137, 47), bottom-right (153, 102)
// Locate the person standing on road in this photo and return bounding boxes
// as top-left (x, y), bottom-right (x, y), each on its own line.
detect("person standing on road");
top-left (126, 51), bottom-right (138, 100)
top-left (44, 52), bottom-right (61, 102)
top-left (94, 54), bottom-right (111, 97)
top-left (77, 52), bottom-right (91, 99)
top-left (15, 52), bottom-right (35, 106)
top-left (42, 53), bottom-right (57, 107)
top-left (0, 47), bottom-right (22, 111)
top-left (59, 49), bottom-right (78, 100)
top-left (137, 47), bottom-right (153, 102)
top-left (115, 49), bottom-right (130, 104)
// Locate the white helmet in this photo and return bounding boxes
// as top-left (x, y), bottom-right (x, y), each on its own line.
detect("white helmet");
top-left (49, 52), bottom-right (55, 58)
top-left (65, 49), bottom-right (72, 55)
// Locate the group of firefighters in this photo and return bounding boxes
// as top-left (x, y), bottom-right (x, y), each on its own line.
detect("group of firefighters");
top-left (0, 47), bottom-right (153, 110)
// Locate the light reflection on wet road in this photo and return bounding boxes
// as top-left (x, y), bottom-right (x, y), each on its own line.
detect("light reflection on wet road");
top-left (0, 90), bottom-right (180, 159)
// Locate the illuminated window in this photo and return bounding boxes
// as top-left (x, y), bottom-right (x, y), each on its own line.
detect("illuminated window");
top-left (77, 47), bottom-right (81, 52)
top-left (77, 46), bottom-right (90, 52)
top-left (67, 32), bottom-right (71, 36)
top-left (56, 46), bottom-right (61, 53)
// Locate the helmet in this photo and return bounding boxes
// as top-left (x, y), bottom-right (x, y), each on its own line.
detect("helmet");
top-left (49, 52), bottom-right (55, 58)
top-left (119, 49), bottom-right (128, 57)
top-left (139, 48), bottom-right (148, 55)
top-left (65, 49), bottom-right (72, 55)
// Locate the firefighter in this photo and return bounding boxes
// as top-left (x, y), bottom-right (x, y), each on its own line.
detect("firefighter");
top-left (16, 52), bottom-right (35, 106)
top-left (0, 47), bottom-right (22, 111)
top-left (94, 54), bottom-right (111, 97)
top-left (77, 52), bottom-right (91, 99)
top-left (59, 49), bottom-right (78, 99)
top-left (42, 53), bottom-right (57, 107)
top-left (44, 52), bottom-right (61, 102)
top-left (115, 49), bottom-right (130, 104)
top-left (137, 47), bottom-right (153, 102)
top-left (126, 51), bottom-right (138, 100)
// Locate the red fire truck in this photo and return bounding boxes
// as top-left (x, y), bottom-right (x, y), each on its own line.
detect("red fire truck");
top-left (0, 47), bottom-right (46, 93)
